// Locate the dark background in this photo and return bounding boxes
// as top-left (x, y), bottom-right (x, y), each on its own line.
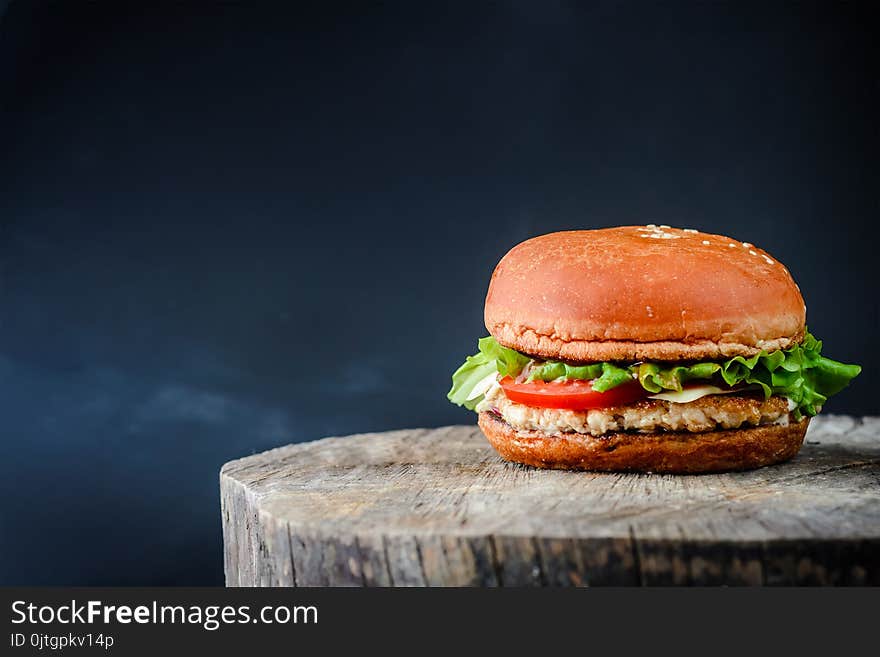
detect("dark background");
top-left (0, 1), bottom-right (876, 585)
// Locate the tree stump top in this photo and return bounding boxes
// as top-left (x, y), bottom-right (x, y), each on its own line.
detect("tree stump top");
top-left (221, 415), bottom-right (880, 586)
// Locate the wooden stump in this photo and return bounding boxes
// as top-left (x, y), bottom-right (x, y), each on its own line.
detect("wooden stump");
top-left (220, 415), bottom-right (880, 586)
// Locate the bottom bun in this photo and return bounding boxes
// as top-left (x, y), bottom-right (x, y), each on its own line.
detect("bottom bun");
top-left (478, 412), bottom-right (809, 474)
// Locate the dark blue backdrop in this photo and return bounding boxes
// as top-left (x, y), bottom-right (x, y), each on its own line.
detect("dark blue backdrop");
top-left (1, 2), bottom-right (876, 585)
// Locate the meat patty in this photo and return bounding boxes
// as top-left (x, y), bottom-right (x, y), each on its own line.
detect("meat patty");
top-left (477, 386), bottom-right (792, 437)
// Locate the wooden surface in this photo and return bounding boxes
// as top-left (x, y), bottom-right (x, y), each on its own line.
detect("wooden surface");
top-left (220, 415), bottom-right (880, 586)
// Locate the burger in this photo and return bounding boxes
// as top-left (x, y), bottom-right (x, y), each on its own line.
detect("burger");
top-left (447, 226), bottom-right (861, 473)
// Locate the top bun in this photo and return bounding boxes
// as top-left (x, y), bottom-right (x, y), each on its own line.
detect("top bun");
top-left (484, 226), bottom-right (806, 362)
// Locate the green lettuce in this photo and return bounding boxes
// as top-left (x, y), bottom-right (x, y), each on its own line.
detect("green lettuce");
top-left (524, 360), bottom-right (632, 391)
top-left (447, 331), bottom-right (860, 419)
top-left (447, 337), bottom-right (529, 410)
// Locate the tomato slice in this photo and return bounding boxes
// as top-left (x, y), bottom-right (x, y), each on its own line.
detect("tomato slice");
top-left (499, 376), bottom-right (648, 410)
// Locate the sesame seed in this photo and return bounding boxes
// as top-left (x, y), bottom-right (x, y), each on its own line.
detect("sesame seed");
top-left (683, 228), bottom-right (698, 233)
top-left (742, 242), bottom-right (753, 248)
top-left (749, 250), bottom-right (757, 256)
top-left (640, 233), bottom-right (680, 239)
top-left (701, 240), bottom-right (710, 245)
top-left (646, 224), bottom-right (657, 229)
top-left (728, 243), bottom-right (736, 248)
top-left (762, 255), bottom-right (774, 265)
top-left (659, 224), bottom-right (671, 229)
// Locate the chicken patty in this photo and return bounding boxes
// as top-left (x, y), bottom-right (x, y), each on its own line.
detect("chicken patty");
top-left (477, 385), bottom-right (792, 436)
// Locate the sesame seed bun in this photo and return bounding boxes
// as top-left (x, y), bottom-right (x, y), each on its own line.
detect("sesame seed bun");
top-left (484, 226), bottom-right (806, 362)
top-left (478, 411), bottom-right (809, 474)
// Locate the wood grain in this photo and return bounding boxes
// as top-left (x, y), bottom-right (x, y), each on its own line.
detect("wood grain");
top-left (220, 415), bottom-right (880, 586)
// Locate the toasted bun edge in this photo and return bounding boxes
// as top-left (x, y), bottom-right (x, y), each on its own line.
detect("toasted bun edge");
top-left (478, 411), bottom-right (809, 473)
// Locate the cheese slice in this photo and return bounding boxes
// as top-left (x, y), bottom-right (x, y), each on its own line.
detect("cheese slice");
top-left (647, 385), bottom-right (736, 404)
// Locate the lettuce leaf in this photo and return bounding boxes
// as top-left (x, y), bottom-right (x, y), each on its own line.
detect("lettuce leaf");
top-left (447, 331), bottom-right (861, 418)
top-left (591, 363), bottom-right (635, 392)
top-left (447, 337), bottom-right (528, 410)
top-left (637, 362), bottom-right (721, 393)
top-left (524, 361), bottom-right (631, 391)
top-left (526, 362), bottom-right (602, 382)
